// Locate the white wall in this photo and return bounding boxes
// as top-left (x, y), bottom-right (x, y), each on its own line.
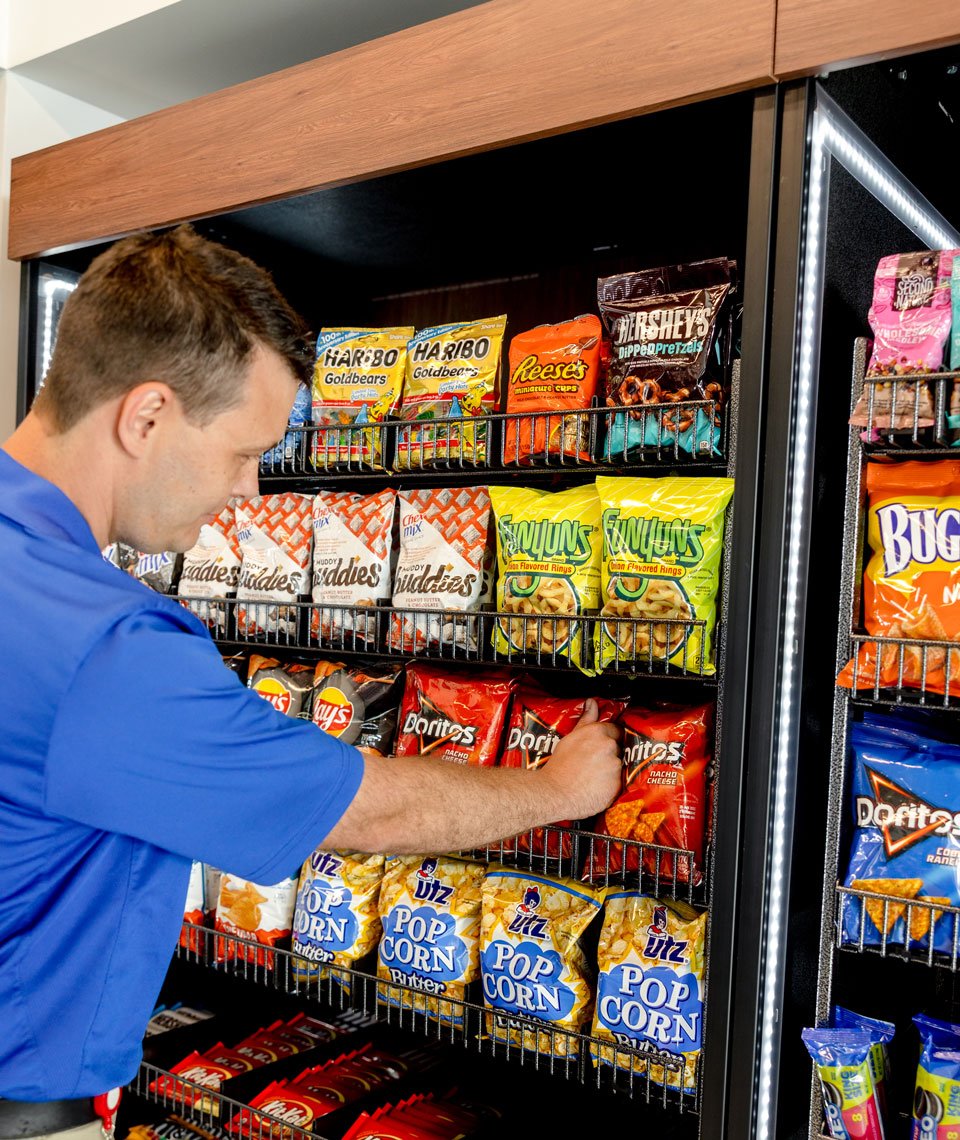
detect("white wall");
top-left (0, 73), bottom-right (122, 438)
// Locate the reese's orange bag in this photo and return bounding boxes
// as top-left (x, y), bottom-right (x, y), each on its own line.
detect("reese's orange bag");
top-left (838, 460), bottom-right (960, 696)
top-left (503, 315), bottom-right (602, 464)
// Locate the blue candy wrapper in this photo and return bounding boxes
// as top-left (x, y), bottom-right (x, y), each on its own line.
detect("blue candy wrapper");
top-left (913, 1014), bottom-right (960, 1139)
top-left (262, 384), bottom-right (310, 467)
top-left (802, 1027), bottom-right (887, 1139)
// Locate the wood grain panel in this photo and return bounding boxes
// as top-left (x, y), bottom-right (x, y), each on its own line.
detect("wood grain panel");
top-left (9, 0), bottom-right (775, 260)
top-left (776, 0), bottom-right (960, 79)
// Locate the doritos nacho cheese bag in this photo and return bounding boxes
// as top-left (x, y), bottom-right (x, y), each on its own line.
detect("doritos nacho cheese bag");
top-left (376, 855), bottom-right (485, 1026)
top-left (503, 315), bottom-right (602, 464)
top-left (802, 1028), bottom-right (887, 1140)
top-left (480, 870), bottom-right (602, 1058)
top-left (841, 720), bottom-right (960, 954)
top-left (311, 327), bottom-right (412, 470)
top-left (292, 849), bottom-right (385, 991)
top-left (489, 483), bottom-right (602, 673)
top-left (839, 460), bottom-right (960, 698)
top-left (596, 476), bottom-right (733, 675)
top-left (396, 316), bottom-right (506, 468)
top-left (592, 894), bottom-right (706, 1095)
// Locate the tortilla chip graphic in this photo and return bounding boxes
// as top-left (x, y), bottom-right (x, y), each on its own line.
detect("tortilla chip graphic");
top-left (908, 896), bottom-right (952, 943)
top-left (851, 877), bottom-right (923, 935)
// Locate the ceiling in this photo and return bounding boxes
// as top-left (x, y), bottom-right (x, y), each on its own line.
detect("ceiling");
top-left (11, 0), bottom-right (488, 119)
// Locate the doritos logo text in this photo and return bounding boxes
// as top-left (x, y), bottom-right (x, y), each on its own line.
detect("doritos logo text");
top-left (401, 694), bottom-right (479, 751)
top-left (856, 767), bottom-right (960, 856)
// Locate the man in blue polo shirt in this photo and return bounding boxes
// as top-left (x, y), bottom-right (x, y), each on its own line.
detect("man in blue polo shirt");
top-left (0, 227), bottom-right (620, 1139)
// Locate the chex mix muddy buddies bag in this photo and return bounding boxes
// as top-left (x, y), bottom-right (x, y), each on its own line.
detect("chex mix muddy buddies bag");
top-left (480, 870), bottom-right (602, 1058)
top-left (390, 487), bottom-right (494, 652)
top-left (311, 327), bottom-right (412, 470)
top-left (178, 504), bottom-right (241, 631)
top-left (396, 316), bottom-right (506, 468)
top-left (376, 855), bottom-right (485, 1026)
top-left (596, 476), bottom-right (733, 675)
top-left (311, 488), bottom-right (396, 645)
top-left (489, 484), bottom-right (602, 672)
top-left (838, 460), bottom-right (960, 698)
top-left (236, 494), bottom-right (313, 637)
top-left (592, 893), bottom-right (706, 1094)
top-left (292, 849), bottom-right (385, 990)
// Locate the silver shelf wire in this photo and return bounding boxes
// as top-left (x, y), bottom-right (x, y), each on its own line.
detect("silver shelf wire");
top-left (834, 885), bottom-right (960, 971)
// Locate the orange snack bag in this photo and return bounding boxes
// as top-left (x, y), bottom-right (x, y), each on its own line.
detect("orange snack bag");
top-left (838, 460), bottom-right (960, 696)
top-left (503, 315), bottom-right (602, 464)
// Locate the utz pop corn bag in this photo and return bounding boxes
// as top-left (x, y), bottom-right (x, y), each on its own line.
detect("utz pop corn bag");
top-left (592, 893), bottom-right (706, 1095)
top-left (480, 870), bottom-right (602, 1058)
top-left (377, 855), bottom-right (485, 1026)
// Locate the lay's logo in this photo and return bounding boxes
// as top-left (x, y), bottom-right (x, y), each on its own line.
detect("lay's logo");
top-left (877, 503), bottom-right (960, 576)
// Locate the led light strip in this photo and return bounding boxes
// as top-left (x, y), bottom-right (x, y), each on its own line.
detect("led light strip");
top-left (40, 275), bottom-right (77, 381)
top-left (754, 85), bottom-right (959, 1140)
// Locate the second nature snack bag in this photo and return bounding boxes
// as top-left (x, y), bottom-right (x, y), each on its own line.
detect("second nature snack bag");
top-left (599, 258), bottom-right (735, 458)
top-left (395, 316), bottom-right (506, 468)
top-left (838, 460), bottom-right (960, 697)
top-left (588, 703), bottom-right (712, 886)
top-left (597, 476), bottom-right (734, 675)
top-left (489, 483), bottom-right (602, 672)
top-left (310, 327), bottom-right (412, 470)
top-left (503, 315), bottom-right (602, 464)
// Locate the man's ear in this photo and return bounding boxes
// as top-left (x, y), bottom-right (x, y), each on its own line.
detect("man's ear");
top-left (116, 383), bottom-right (176, 458)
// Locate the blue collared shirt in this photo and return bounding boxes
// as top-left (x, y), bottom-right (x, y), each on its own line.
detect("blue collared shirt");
top-left (0, 449), bottom-right (364, 1099)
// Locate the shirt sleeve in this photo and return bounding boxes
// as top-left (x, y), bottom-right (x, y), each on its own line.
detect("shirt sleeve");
top-left (44, 608), bottom-right (365, 883)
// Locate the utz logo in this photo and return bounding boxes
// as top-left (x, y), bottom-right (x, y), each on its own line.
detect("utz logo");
top-left (876, 503), bottom-right (960, 576)
top-left (508, 885), bottom-right (549, 940)
top-left (643, 906), bottom-right (688, 964)
top-left (310, 850), bottom-right (343, 878)
top-left (413, 857), bottom-right (454, 906)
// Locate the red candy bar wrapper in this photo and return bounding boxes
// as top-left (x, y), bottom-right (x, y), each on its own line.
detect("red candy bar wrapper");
top-left (587, 703), bottom-right (711, 886)
top-left (499, 687), bottom-right (625, 857)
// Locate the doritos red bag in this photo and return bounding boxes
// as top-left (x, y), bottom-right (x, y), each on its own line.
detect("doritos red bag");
top-left (393, 663), bottom-right (516, 766)
top-left (499, 687), bottom-right (626, 857)
top-left (587, 703), bottom-right (712, 886)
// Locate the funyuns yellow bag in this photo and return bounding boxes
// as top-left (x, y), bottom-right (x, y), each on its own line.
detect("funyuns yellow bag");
top-left (595, 476), bottom-right (733, 675)
top-left (489, 484), bottom-right (602, 673)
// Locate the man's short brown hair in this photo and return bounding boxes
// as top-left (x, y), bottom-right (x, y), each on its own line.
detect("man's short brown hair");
top-left (34, 225), bottom-right (312, 432)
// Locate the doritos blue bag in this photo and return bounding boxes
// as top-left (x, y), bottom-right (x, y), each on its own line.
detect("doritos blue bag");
top-left (842, 721), bottom-right (960, 954)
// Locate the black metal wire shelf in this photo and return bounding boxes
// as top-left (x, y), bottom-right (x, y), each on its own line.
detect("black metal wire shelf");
top-left (260, 402), bottom-right (726, 484)
top-left (854, 367), bottom-right (960, 454)
top-left (180, 595), bottom-right (717, 679)
top-left (842, 633), bottom-right (960, 710)
top-left (167, 924), bottom-right (701, 1115)
top-left (834, 885), bottom-right (960, 972)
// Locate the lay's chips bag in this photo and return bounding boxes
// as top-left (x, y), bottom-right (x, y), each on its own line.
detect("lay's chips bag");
top-left (592, 894), bottom-right (706, 1094)
top-left (311, 327), bottom-right (413, 470)
top-left (292, 850), bottom-right (385, 992)
top-left (376, 855), bottom-right (485, 1026)
top-left (395, 316), bottom-right (506, 468)
top-left (480, 870), bottom-right (602, 1058)
top-left (839, 461), bottom-right (960, 698)
top-left (489, 483), bottom-right (602, 673)
top-left (596, 476), bottom-right (733, 675)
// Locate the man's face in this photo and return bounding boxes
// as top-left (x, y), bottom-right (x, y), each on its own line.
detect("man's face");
top-left (122, 344), bottom-right (299, 553)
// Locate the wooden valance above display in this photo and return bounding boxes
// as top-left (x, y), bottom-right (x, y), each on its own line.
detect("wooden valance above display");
top-left (7, 0), bottom-right (777, 260)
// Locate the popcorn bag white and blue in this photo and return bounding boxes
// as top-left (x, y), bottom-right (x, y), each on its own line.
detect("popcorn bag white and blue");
top-left (376, 855), bottom-right (484, 1026)
top-left (591, 893), bottom-right (707, 1094)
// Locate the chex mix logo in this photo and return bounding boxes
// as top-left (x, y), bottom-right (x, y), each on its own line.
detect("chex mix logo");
top-left (508, 885), bottom-right (549, 940)
top-left (856, 768), bottom-right (960, 856)
top-left (643, 905), bottom-right (689, 964)
top-left (413, 857), bottom-right (454, 906)
top-left (402, 694), bottom-right (478, 752)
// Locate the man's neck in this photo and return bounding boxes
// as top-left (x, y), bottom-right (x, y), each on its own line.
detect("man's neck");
top-left (3, 411), bottom-right (115, 548)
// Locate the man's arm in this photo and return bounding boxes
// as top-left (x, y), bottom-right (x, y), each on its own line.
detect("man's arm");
top-left (322, 700), bottom-right (621, 853)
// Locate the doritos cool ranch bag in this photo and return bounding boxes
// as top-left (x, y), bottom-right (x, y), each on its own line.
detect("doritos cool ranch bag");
top-left (838, 460), bottom-right (960, 698)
